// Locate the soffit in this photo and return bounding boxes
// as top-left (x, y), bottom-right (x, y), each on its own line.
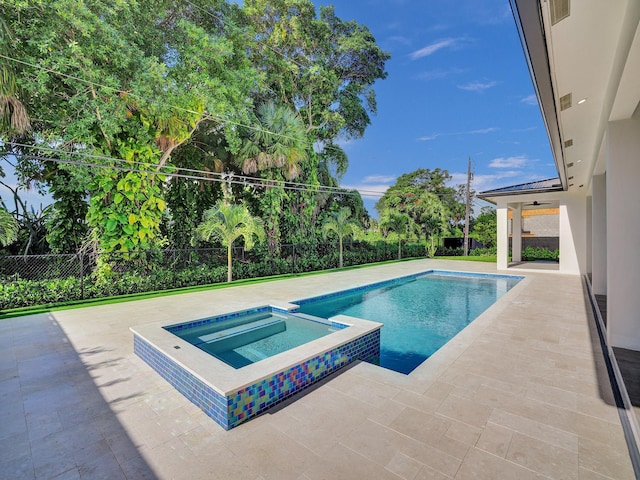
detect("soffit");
top-left (610, 23), bottom-right (640, 121)
top-left (542, 0), bottom-right (628, 193)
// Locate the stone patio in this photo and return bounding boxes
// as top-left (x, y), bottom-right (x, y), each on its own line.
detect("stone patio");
top-left (0, 259), bottom-right (635, 479)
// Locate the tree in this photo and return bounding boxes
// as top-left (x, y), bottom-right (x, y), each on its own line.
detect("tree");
top-left (238, 102), bottom-right (308, 252)
top-left (241, 0), bottom-right (390, 143)
top-left (194, 202), bottom-right (265, 282)
top-left (240, 0), bottom-right (389, 247)
top-left (380, 213), bottom-right (414, 260)
top-left (4, 0), bottom-right (257, 254)
top-left (322, 207), bottom-right (361, 268)
top-left (0, 12), bottom-right (29, 135)
top-left (376, 168), bottom-right (464, 235)
top-left (471, 207), bottom-right (497, 249)
top-left (0, 206), bottom-right (17, 247)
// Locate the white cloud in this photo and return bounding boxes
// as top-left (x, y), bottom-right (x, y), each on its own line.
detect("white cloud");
top-left (521, 94), bottom-right (538, 106)
top-left (417, 67), bottom-right (466, 81)
top-left (418, 127), bottom-right (497, 141)
top-left (489, 156), bottom-right (528, 168)
top-left (341, 174), bottom-right (397, 199)
top-left (458, 80), bottom-right (499, 92)
top-left (409, 38), bottom-right (459, 59)
top-left (386, 35), bottom-right (411, 46)
top-left (470, 127), bottom-right (499, 135)
top-left (361, 175), bottom-right (396, 184)
top-left (417, 133), bottom-right (442, 141)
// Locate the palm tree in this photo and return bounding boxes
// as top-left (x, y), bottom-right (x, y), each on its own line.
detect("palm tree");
top-left (322, 207), bottom-right (361, 268)
top-left (0, 14), bottom-right (30, 135)
top-left (238, 102), bottom-right (308, 253)
top-left (194, 202), bottom-right (265, 282)
top-left (0, 207), bottom-right (18, 247)
top-left (238, 102), bottom-right (308, 180)
top-left (380, 212), bottom-right (414, 260)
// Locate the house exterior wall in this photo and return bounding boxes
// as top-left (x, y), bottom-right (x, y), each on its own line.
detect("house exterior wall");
top-left (592, 174), bottom-right (607, 295)
top-left (607, 115), bottom-right (640, 350)
top-left (492, 192), bottom-right (587, 275)
top-left (497, 201), bottom-right (509, 270)
top-left (559, 194), bottom-right (587, 275)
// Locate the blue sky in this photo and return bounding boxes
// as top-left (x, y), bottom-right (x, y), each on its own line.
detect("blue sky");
top-left (1, 0), bottom-right (558, 218)
top-left (323, 0), bottom-right (557, 216)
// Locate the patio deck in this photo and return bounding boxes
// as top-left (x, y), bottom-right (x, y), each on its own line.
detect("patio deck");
top-left (0, 259), bottom-right (635, 479)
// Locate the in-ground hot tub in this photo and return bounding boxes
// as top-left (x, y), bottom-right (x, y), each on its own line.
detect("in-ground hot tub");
top-left (131, 305), bottom-right (381, 430)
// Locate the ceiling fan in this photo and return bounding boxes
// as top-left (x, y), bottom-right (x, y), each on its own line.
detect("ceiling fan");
top-left (524, 200), bottom-right (552, 207)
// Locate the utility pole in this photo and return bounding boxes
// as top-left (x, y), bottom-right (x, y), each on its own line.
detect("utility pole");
top-left (463, 157), bottom-right (472, 256)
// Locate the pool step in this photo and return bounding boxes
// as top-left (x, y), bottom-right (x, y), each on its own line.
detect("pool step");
top-left (197, 316), bottom-right (285, 344)
top-left (198, 319), bottom-right (287, 357)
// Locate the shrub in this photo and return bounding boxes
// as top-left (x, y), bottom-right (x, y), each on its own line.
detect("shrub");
top-left (521, 247), bottom-right (559, 261)
top-left (468, 247), bottom-right (497, 256)
top-left (435, 246), bottom-right (463, 256)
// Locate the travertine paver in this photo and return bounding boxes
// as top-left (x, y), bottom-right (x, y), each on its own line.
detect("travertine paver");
top-left (0, 259), bottom-right (635, 479)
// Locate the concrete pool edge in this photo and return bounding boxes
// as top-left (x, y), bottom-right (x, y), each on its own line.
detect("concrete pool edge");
top-left (130, 267), bottom-right (525, 430)
top-left (131, 309), bottom-right (382, 430)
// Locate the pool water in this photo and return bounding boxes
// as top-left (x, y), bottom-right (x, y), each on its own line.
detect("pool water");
top-left (168, 310), bottom-right (338, 369)
top-left (295, 272), bottom-right (521, 374)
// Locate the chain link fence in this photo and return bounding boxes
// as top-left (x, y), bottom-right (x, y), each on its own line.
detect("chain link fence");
top-left (0, 242), bottom-right (426, 310)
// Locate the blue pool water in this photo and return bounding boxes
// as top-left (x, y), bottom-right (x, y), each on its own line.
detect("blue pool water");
top-left (167, 309), bottom-right (340, 369)
top-left (294, 271), bottom-right (521, 374)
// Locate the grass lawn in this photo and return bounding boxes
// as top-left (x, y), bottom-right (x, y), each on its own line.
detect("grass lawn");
top-left (436, 255), bottom-right (497, 262)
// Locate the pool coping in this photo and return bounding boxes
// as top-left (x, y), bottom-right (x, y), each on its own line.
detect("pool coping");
top-left (130, 268), bottom-right (525, 429)
top-left (130, 309), bottom-right (382, 397)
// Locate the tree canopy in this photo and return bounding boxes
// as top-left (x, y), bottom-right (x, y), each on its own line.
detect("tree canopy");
top-left (0, 0), bottom-right (390, 256)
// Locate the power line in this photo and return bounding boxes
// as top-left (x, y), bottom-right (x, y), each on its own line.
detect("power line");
top-left (3, 142), bottom-right (475, 201)
top-left (3, 141), bottom-right (372, 196)
top-left (0, 53), bottom-right (303, 144)
top-left (7, 151), bottom-right (390, 198)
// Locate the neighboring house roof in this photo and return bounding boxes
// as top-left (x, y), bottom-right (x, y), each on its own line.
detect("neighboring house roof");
top-left (479, 177), bottom-right (563, 198)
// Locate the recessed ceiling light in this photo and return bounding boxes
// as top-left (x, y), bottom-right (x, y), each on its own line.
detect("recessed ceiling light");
top-left (577, 159), bottom-right (582, 163)
top-left (578, 98), bottom-right (587, 104)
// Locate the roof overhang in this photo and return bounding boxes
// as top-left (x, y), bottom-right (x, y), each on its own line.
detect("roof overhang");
top-left (509, 0), bottom-right (567, 190)
top-left (483, 0), bottom-right (640, 199)
top-left (478, 177), bottom-right (563, 203)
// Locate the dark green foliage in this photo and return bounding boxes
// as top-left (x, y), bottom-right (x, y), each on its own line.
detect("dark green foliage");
top-left (521, 247), bottom-right (559, 261)
top-left (45, 169), bottom-right (89, 253)
top-left (470, 207), bottom-right (497, 249)
top-left (0, 241), bottom-right (430, 310)
top-left (436, 246), bottom-right (464, 256)
top-left (468, 247), bottom-right (497, 256)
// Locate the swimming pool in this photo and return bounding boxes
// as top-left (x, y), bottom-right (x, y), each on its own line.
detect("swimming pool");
top-left (165, 309), bottom-right (344, 369)
top-left (294, 271), bottom-right (522, 374)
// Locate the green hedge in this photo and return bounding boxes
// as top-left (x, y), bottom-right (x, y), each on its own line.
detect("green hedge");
top-left (521, 246), bottom-right (559, 261)
top-left (0, 242), bottom-right (430, 310)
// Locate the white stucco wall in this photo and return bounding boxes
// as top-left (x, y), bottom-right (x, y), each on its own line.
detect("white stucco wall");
top-left (559, 193), bottom-right (587, 275)
top-left (607, 115), bottom-right (640, 350)
top-left (591, 174), bottom-right (607, 295)
top-left (496, 200), bottom-right (508, 270)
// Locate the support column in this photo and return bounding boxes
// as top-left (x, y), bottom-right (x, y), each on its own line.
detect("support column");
top-left (607, 115), bottom-right (640, 350)
top-left (512, 203), bottom-right (522, 263)
top-left (592, 174), bottom-right (607, 295)
top-left (496, 201), bottom-right (508, 270)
